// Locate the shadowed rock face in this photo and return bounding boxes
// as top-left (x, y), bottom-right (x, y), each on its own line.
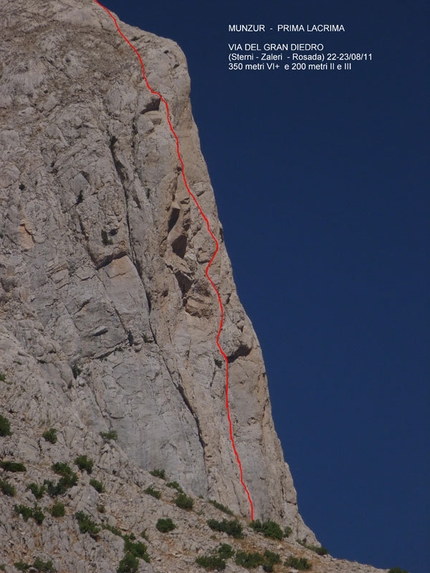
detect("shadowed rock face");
top-left (0, 0), bottom-right (315, 541)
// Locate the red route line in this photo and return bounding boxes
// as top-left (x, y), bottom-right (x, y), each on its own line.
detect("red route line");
top-left (93, 0), bottom-right (255, 520)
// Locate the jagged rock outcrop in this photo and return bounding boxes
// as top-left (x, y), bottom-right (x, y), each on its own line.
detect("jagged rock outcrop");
top-left (0, 1), bottom-right (389, 571)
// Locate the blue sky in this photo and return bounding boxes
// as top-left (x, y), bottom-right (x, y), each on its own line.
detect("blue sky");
top-left (98, 1), bottom-right (429, 571)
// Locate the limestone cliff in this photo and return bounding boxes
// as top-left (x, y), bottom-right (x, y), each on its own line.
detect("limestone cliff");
top-left (0, 1), bottom-right (388, 572)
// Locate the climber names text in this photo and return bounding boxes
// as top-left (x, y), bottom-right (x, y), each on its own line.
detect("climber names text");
top-left (227, 24), bottom-right (373, 73)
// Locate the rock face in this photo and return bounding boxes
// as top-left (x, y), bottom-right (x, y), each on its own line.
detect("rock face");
top-left (1, 4), bottom-right (391, 572)
top-left (1, 0), bottom-right (312, 535)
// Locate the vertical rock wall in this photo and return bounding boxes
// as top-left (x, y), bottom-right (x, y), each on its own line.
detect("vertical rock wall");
top-left (0, 0), bottom-right (315, 541)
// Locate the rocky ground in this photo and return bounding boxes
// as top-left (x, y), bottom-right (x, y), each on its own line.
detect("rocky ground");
top-left (0, 369), bottom-right (387, 572)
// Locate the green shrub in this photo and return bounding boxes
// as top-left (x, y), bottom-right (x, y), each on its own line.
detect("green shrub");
top-left (174, 492), bottom-right (194, 510)
top-left (14, 504), bottom-right (33, 521)
top-left (51, 462), bottom-right (73, 476)
top-left (14, 504), bottom-right (44, 525)
top-left (33, 507), bottom-right (45, 525)
top-left (195, 555), bottom-right (226, 570)
top-left (101, 527), bottom-right (150, 564)
top-left (14, 563), bottom-right (29, 571)
top-left (71, 364), bottom-right (81, 379)
top-left (50, 502), bottom-right (65, 517)
top-left (0, 461), bottom-right (26, 472)
top-left (0, 414), bottom-right (12, 436)
top-left (217, 544), bottom-right (234, 559)
top-left (262, 520), bottom-right (284, 540)
top-left (100, 430), bottom-right (118, 441)
top-left (144, 486), bottom-right (161, 499)
top-left (102, 523), bottom-right (122, 537)
top-left (45, 464), bottom-right (78, 497)
top-left (388, 569), bottom-right (409, 573)
top-left (0, 478), bottom-right (16, 496)
top-left (0, 373), bottom-right (6, 382)
top-left (75, 455), bottom-right (94, 474)
top-left (90, 478), bottom-right (104, 493)
top-left (27, 483), bottom-right (46, 500)
top-left (262, 550), bottom-right (281, 572)
top-left (285, 556), bottom-right (312, 570)
top-left (298, 540), bottom-right (329, 555)
top-left (250, 519), bottom-right (284, 540)
top-left (166, 481), bottom-right (183, 492)
top-left (33, 558), bottom-right (55, 572)
top-left (123, 535), bottom-right (150, 561)
top-left (149, 469), bottom-right (165, 479)
top-left (44, 473), bottom-right (77, 497)
top-left (75, 511), bottom-right (100, 540)
top-left (101, 229), bottom-right (113, 246)
top-left (117, 553), bottom-right (138, 573)
top-left (235, 551), bottom-right (265, 568)
top-left (234, 549), bottom-right (280, 571)
top-left (311, 545), bottom-right (328, 556)
top-left (156, 518), bottom-right (176, 533)
top-left (284, 525), bottom-right (293, 538)
top-left (209, 499), bottom-right (233, 516)
top-left (61, 472), bottom-right (78, 488)
top-left (42, 428), bottom-right (57, 444)
top-left (14, 504), bottom-right (45, 524)
top-left (207, 518), bottom-right (243, 538)
top-left (45, 480), bottom-right (62, 497)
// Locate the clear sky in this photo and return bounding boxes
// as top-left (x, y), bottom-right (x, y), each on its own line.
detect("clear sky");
top-left (98, 1), bottom-right (429, 572)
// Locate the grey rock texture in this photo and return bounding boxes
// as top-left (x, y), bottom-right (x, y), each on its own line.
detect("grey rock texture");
top-left (0, 0), bottom-right (307, 532)
top-left (0, 1), bottom-right (388, 571)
